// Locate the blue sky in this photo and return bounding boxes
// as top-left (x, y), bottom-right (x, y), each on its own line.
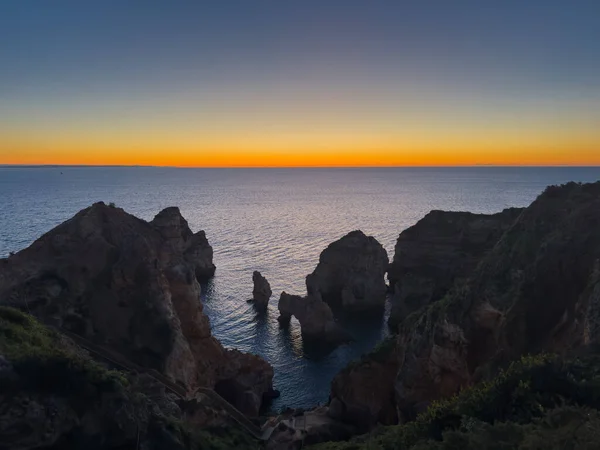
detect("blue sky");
top-left (1, 1), bottom-right (599, 166)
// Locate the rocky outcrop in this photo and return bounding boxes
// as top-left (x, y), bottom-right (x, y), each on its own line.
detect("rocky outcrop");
top-left (277, 287), bottom-right (351, 345)
top-left (266, 406), bottom-right (355, 449)
top-left (393, 182), bottom-right (600, 418)
top-left (329, 337), bottom-right (400, 432)
top-left (0, 202), bottom-right (273, 416)
top-left (152, 206), bottom-right (216, 280)
top-left (309, 230), bottom-right (389, 312)
top-left (325, 182), bottom-right (600, 429)
top-left (0, 306), bottom-right (258, 450)
top-left (387, 208), bottom-right (522, 328)
top-left (215, 348), bottom-right (277, 416)
top-left (251, 271), bottom-right (272, 310)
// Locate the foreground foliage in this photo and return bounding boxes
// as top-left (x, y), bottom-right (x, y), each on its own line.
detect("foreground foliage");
top-left (311, 351), bottom-right (600, 449)
top-left (0, 307), bottom-right (260, 450)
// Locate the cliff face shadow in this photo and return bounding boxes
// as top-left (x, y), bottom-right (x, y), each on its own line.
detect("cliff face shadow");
top-left (334, 305), bottom-right (387, 342)
top-left (301, 338), bottom-right (347, 360)
top-left (275, 299), bottom-right (388, 360)
top-left (198, 279), bottom-right (216, 303)
top-left (278, 323), bottom-right (304, 358)
top-left (276, 314), bottom-right (350, 359)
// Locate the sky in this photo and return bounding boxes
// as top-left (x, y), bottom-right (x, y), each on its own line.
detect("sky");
top-left (1, 1), bottom-right (599, 167)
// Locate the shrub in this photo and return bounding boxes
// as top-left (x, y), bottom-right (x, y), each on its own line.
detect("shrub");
top-left (0, 306), bottom-right (127, 396)
top-left (310, 352), bottom-right (600, 450)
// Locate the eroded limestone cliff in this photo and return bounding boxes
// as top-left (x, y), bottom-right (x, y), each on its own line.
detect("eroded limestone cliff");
top-left (387, 208), bottom-right (523, 328)
top-left (328, 181), bottom-right (600, 431)
top-left (396, 181), bottom-right (600, 418)
top-left (0, 202), bottom-right (273, 416)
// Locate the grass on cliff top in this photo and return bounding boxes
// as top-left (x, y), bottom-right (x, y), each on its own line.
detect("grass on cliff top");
top-left (311, 352), bottom-right (600, 450)
top-left (0, 306), bottom-right (127, 395)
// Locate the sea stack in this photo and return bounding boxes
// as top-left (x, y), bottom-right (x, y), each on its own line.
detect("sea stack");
top-left (309, 230), bottom-right (388, 312)
top-left (251, 271), bottom-right (272, 310)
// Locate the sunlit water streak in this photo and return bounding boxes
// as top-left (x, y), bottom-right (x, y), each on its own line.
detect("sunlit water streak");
top-left (1, 166), bottom-right (599, 410)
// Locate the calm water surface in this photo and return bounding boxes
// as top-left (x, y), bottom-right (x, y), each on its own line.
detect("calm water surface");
top-left (1, 166), bottom-right (599, 409)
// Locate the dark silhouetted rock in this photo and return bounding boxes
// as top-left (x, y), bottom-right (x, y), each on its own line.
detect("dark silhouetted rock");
top-left (0, 202), bottom-right (272, 416)
top-left (387, 208), bottom-right (522, 328)
top-left (395, 182), bottom-right (600, 417)
top-left (309, 230), bottom-right (389, 312)
top-left (329, 337), bottom-right (400, 431)
top-left (277, 289), bottom-right (351, 345)
top-left (326, 181), bottom-right (600, 430)
top-left (251, 271), bottom-right (272, 310)
top-left (152, 206), bottom-right (216, 280)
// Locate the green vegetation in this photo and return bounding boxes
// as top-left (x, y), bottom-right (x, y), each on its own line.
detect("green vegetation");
top-left (187, 426), bottom-right (261, 450)
top-left (0, 306), bottom-right (127, 396)
top-left (0, 307), bottom-right (263, 449)
top-left (311, 352), bottom-right (600, 449)
top-left (412, 407), bottom-right (600, 450)
top-left (369, 336), bottom-right (398, 363)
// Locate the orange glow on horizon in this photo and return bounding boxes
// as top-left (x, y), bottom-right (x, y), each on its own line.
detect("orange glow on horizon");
top-left (2, 145), bottom-right (599, 168)
top-left (2, 115), bottom-right (599, 167)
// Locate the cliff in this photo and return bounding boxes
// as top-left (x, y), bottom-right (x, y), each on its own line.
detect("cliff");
top-left (0, 306), bottom-right (258, 450)
top-left (329, 337), bottom-right (399, 431)
top-left (387, 208), bottom-right (523, 328)
top-left (0, 202), bottom-right (273, 416)
top-left (325, 181), bottom-right (600, 439)
top-left (395, 181), bottom-right (600, 418)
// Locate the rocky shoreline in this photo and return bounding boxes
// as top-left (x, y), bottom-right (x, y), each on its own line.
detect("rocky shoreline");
top-left (2, 181), bottom-right (600, 449)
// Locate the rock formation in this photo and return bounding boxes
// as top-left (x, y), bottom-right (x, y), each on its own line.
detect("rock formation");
top-left (266, 406), bottom-right (355, 449)
top-left (0, 202), bottom-right (273, 416)
top-left (152, 206), bottom-right (216, 280)
top-left (277, 284), bottom-right (351, 345)
top-left (251, 271), bottom-right (272, 310)
top-left (328, 337), bottom-right (400, 431)
top-left (394, 182), bottom-right (600, 418)
top-left (387, 208), bottom-right (522, 328)
top-left (326, 181), bottom-right (600, 429)
top-left (309, 230), bottom-right (389, 312)
top-left (0, 307), bottom-right (258, 449)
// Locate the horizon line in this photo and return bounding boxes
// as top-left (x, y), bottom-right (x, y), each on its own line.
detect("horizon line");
top-left (2, 163), bottom-right (600, 169)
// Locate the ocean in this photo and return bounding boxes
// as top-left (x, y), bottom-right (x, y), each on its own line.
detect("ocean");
top-left (1, 166), bottom-right (599, 410)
